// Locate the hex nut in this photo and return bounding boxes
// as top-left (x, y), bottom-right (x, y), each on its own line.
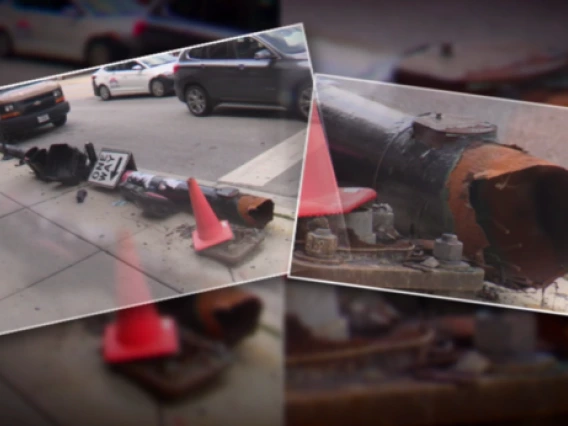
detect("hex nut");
top-left (433, 233), bottom-right (463, 263)
top-left (305, 228), bottom-right (338, 258)
top-left (373, 203), bottom-right (395, 229)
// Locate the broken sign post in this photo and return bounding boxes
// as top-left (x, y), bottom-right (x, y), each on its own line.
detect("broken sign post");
top-left (105, 231), bottom-right (233, 400)
top-left (291, 99), bottom-right (485, 295)
top-left (315, 80), bottom-right (568, 291)
top-left (88, 148), bottom-right (137, 189)
top-left (187, 177), bottom-right (265, 266)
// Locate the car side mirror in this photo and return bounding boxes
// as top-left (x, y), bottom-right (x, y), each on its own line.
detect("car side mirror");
top-left (132, 65), bottom-right (143, 71)
top-left (254, 49), bottom-right (274, 60)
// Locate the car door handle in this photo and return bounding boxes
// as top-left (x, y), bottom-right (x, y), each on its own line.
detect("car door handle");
top-left (238, 64), bottom-right (246, 70)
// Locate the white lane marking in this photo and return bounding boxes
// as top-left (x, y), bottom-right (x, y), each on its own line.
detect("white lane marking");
top-left (217, 129), bottom-right (307, 187)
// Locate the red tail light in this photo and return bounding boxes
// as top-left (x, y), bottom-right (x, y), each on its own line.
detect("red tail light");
top-left (173, 64), bottom-right (180, 74)
top-left (132, 20), bottom-right (148, 37)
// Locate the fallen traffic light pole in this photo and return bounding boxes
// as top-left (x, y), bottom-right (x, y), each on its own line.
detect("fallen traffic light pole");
top-left (1, 142), bottom-right (275, 265)
top-left (0, 142), bottom-right (274, 230)
top-left (312, 81), bottom-right (568, 290)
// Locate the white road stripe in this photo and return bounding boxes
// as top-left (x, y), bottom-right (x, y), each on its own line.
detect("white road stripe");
top-left (217, 129), bottom-right (307, 187)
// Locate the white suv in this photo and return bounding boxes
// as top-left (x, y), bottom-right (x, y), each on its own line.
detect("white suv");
top-left (92, 53), bottom-right (177, 100)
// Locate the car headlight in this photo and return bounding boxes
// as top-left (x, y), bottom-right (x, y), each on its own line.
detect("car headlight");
top-left (53, 89), bottom-right (62, 98)
top-left (3, 104), bottom-right (14, 112)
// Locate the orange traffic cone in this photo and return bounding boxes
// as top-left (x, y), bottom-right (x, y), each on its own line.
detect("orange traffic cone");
top-left (187, 177), bottom-right (234, 251)
top-left (103, 231), bottom-right (180, 364)
top-left (298, 100), bottom-right (377, 218)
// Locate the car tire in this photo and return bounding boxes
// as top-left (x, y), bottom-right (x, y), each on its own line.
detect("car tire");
top-left (52, 116), bottom-right (67, 127)
top-left (184, 85), bottom-right (212, 117)
top-left (150, 78), bottom-right (167, 97)
top-left (85, 40), bottom-right (119, 67)
top-left (99, 85), bottom-right (112, 101)
top-left (0, 30), bottom-right (13, 58)
top-left (295, 82), bottom-right (313, 120)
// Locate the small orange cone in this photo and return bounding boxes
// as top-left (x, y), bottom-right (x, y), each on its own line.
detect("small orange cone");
top-left (187, 178), bottom-right (234, 251)
top-left (103, 231), bottom-right (179, 364)
top-left (298, 101), bottom-right (377, 218)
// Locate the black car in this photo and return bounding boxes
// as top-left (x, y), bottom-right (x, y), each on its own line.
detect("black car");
top-left (173, 25), bottom-right (313, 119)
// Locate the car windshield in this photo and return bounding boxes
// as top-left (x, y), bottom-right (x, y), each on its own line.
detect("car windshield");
top-left (259, 27), bottom-right (306, 55)
top-left (140, 54), bottom-right (177, 67)
top-left (78, 0), bottom-right (145, 16)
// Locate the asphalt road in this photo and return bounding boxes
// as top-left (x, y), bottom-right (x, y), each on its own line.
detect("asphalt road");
top-left (8, 76), bottom-right (307, 198)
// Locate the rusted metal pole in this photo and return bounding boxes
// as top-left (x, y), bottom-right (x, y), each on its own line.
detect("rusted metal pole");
top-left (317, 81), bottom-right (568, 289)
top-left (121, 171), bottom-right (274, 229)
top-left (0, 144), bottom-right (275, 229)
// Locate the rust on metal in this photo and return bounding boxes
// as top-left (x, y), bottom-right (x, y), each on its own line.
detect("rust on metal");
top-left (396, 42), bottom-right (568, 86)
top-left (236, 194), bottom-right (275, 227)
top-left (317, 81), bottom-right (568, 290)
top-left (122, 172), bottom-right (275, 229)
top-left (286, 314), bottom-right (434, 371)
top-left (412, 113), bottom-right (497, 148)
top-left (291, 255), bottom-right (485, 294)
top-left (521, 89), bottom-right (568, 107)
top-left (194, 287), bottom-right (263, 347)
top-left (447, 142), bottom-right (568, 288)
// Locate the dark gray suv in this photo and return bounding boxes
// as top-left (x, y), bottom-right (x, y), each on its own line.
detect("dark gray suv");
top-left (173, 26), bottom-right (313, 119)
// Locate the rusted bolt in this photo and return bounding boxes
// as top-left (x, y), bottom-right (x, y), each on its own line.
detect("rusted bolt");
top-left (345, 208), bottom-right (375, 244)
top-left (440, 42), bottom-right (453, 57)
top-left (305, 228), bottom-right (338, 258)
top-left (433, 233), bottom-right (463, 263)
top-left (373, 203), bottom-right (395, 229)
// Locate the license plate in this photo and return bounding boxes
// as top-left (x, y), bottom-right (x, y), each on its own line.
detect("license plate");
top-left (37, 114), bottom-right (49, 123)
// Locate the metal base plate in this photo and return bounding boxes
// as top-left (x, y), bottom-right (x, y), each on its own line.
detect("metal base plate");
top-left (291, 251), bottom-right (485, 293)
top-left (195, 225), bottom-right (266, 266)
top-left (111, 328), bottom-right (233, 401)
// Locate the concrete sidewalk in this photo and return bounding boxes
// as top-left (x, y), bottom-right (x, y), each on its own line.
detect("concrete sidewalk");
top-left (0, 158), bottom-right (294, 335)
top-left (0, 279), bottom-right (282, 426)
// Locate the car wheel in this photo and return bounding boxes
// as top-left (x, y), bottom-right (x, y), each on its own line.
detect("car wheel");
top-left (185, 85), bottom-right (212, 117)
top-left (0, 30), bottom-right (13, 58)
top-left (52, 116), bottom-right (67, 127)
top-left (150, 78), bottom-right (166, 97)
top-left (99, 85), bottom-right (112, 101)
top-left (296, 83), bottom-right (313, 120)
top-left (85, 41), bottom-right (115, 67)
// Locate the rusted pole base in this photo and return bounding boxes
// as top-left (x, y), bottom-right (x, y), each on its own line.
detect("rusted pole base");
top-left (111, 328), bottom-right (233, 401)
top-left (193, 225), bottom-right (266, 266)
top-left (290, 254), bottom-right (485, 295)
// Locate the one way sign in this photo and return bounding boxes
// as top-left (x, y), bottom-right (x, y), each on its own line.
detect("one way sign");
top-left (88, 148), bottom-right (137, 189)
